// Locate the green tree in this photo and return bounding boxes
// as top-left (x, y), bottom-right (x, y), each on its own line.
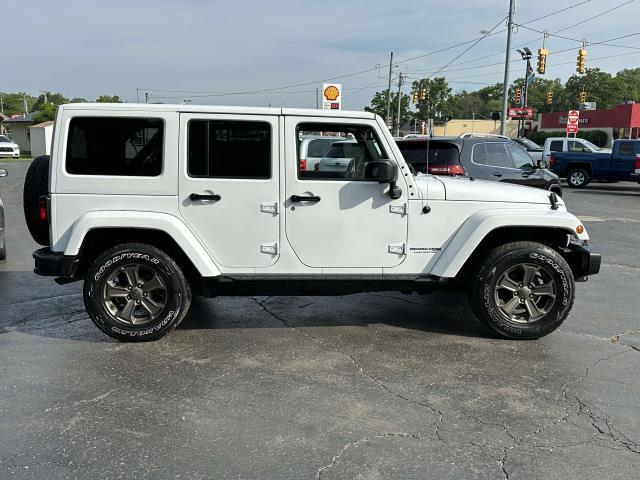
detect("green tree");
top-left (96, 95), bottom-right (122, 103)
top-left (364, 89), bottom-right (411, 129)
top-left (448, 91), bottom-right (486, 119)
top-left (32, 92), bottom-right (68, 111)
top-left (411, 77), bottom-right (452, 119)
top-left (0, 92), bottom-right (37, 116)
top-left (32, 103), bottom-right (57, 123)
top-left (615, 68), bottom-right (640, 102)
top-left (564, 68), bottom-right (626, 109)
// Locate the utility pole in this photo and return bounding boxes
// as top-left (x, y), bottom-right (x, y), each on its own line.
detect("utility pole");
top-left (395, 71), bottom-right (405, 137)
top-left (316, 87), bottom-right (319, 109)
top-left (23, 93), bottom-right (29, 114)
top-left (385, 51), bottom-right (394, 127)
top-left (145, 92), bottom-right (149, 104)
top-left (0, 95), bottom-right (3, 115)
top-left (500, 0), bottom-right (516, 136)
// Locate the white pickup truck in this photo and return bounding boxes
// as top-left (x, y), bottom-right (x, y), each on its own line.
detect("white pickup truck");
top-left (24, 103), bottom-right (600, 342)
top-left (542, 136), bottom-right (610, 163)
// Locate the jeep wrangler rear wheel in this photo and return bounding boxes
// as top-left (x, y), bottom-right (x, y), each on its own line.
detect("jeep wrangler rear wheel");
top-left (83, 243), bottom-right (192, 341)
top-left (468, 241), bottom-right (575, 339)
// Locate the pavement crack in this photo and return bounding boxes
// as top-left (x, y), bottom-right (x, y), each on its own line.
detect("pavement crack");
top-left (252, 297), bottom-right (445, 439)
top-left (500, 447), bottom-right (510, 480)
top-left (315, 432), bottom-right (430, 479)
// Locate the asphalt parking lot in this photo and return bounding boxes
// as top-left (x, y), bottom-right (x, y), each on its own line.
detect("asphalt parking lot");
top-left (1, 160), bottom-right (639, 479)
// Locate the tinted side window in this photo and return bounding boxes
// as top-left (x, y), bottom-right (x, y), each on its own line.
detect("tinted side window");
top-left (483, 143), bottom-right (513, 168)
top-left (472, 144), bottom-right (487, 165)
top-left (568, 140), bottom-right (588, 153)
top-left (66, 117), bottom-right (163, 176)
top-left (506, 143), bottom-right (534, 168)
top-left (188, 120), bottom-right (270, 178)
top-left (618, 142), bottom-right (635, 156)
top-left (297, 123), bottom-right (387, 180)
top-left (550, 140), bottom-right (563, 152)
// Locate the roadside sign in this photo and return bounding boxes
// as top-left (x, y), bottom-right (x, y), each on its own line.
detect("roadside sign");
top-left (322, 83), bottom-right (342, 110)
top-left (508, 107), bottom-right (534, 119)
top-left (566, 110), bottom-right (580, 134)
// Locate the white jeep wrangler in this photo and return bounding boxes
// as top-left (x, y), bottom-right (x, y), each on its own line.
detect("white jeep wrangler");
top-left (24, 103), bottom-right (600, 342)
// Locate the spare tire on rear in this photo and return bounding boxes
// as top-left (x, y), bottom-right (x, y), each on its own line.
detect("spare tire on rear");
top-left (23, 155), bottom-right (50, 246)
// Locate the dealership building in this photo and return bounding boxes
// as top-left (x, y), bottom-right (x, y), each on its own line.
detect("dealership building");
top-left (538, 102), bottom-right (640, 146)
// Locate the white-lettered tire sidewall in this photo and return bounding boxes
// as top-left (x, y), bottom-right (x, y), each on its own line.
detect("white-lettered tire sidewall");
top-left (477, 247), bottom-right (574, 339)
top-left (84, 248), bottom-right (185, 341)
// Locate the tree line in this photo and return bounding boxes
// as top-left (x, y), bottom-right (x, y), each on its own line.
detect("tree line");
top-left (366, 67), bottom-right (640, 129)
top-left (0, 92), bottom-right (122, 123)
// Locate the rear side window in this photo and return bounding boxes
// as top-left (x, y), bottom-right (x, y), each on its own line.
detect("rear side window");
top-left (568, 140), bottom-right (588, 153)
top-left (549, 140), bottom-right (563, 152)
top-left (306, 139), bottom-right (335, 157)
top-left (481, 143), bottom-right (513, 168)
top-left (66, 117), bottom-right (163, 176)
top-left (397, 141), bottom-right (459, 173)
top-left (188, 120), bottom-right (271, 178)
top-left (618, 142), bottom-right (635, 156)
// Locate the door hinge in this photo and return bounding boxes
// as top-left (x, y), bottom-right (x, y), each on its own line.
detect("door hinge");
top-left (388, 243), bottom-right (406, 255)
top-left (260, 242), bottom-right (278, 254)
top-left (260, 201), bottom-right (278, 214)
top-left (389, 203), bottom-right (407, 215)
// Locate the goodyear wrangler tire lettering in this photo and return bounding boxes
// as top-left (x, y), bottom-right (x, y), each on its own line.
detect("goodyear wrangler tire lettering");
top-left (468, 241), bottom-right (575, 340)
top-left (83, 243), bottom-right (191, 342)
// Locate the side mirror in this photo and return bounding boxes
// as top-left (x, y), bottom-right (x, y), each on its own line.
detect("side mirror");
top-left (0, 168), bottom-right (7, 178)
top-left (537, 159), bottom-right (549, 170)
top-left (365, 159), bottom-right (402, 199)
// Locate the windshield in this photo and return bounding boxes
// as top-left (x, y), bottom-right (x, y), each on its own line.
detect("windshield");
top-left (0, 135), bottom-right (11, 143)
top-left (518, 138), bottom-right (541, 150)
top-left (582, 139), bottom-right (602, 151)
top-left (397, 141), bottom-right (460, 173)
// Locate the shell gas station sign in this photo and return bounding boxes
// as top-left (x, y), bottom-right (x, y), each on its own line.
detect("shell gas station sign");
top-left (322, 83), bottom-right (341, 110)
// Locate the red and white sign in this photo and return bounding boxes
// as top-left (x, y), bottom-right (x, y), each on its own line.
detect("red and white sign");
top-left (566, 110), bottom-right (580, 134)
top-left (508, 107), bottom-right (534, 119)
top-left (322, 83), bottom-right (342, 110)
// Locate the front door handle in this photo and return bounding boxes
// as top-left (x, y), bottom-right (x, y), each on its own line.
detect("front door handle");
top-left (493, 172), bottom-right (503, 177)
top-left (290, 194), bottom-right (321, 203)
top-left (190, 193), bottom-right (221, 201)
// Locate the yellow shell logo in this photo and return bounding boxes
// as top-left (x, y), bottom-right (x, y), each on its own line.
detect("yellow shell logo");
top-left (323, 86), bottom-right (340, 101)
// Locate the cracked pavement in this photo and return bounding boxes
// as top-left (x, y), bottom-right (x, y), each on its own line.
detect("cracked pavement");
top-left (1, 161), bottom-right (639, 479)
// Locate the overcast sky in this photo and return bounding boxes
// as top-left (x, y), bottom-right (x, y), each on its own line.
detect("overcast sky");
top-left (4, 0), bottom-right (639, 109)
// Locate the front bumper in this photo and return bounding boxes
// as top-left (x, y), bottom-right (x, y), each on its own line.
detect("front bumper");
top-left (560, 241), bottom-right (601, 280)
top-left (33, 247), bottom-right (79, 278)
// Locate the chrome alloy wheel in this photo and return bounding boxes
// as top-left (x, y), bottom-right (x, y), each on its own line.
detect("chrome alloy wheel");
top-left (569, 171), bottom-right (586, 186)
top-left (102, 264), bottom-right (167, 325)
top-left (494, 263), bottom-right (557, 323)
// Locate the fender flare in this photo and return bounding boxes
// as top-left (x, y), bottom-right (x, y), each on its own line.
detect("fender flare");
top-left (430, 208), bottom-right (588, 278)
top-left (65, 210), bottom-right (221, 277)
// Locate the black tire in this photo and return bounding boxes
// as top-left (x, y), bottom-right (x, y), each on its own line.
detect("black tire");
top-left (566, 168), bottom-right (590, 188)
top-left (23, 155), bottom-right (50, 246)
top-left (0, 237), bottom-right (5, 260)
top-left (468, 241), bottom-right (575, 340)
top-left (83, 243), bottom-right (192, 342)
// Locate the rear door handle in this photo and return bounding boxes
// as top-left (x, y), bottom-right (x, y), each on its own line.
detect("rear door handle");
top-left (290, 195), bottom-right (321, 203)
top-left (190, 193), bottom-right (221, 201)
top-left (493, 172), bottom-right (503, 177)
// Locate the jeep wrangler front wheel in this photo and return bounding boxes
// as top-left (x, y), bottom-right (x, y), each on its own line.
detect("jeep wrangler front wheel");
top-left (468, 241), bottom-right (575, 339)
top-left (83, 243), bottom-right (192, 341)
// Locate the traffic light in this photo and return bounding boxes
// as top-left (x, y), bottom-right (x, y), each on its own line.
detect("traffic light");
top-left (546, 90), bottom-right (553, 104)
top-left (514, 87), bottom-right (522, 105)
top-left (537, 48), bottom-right (548, 74)
top-left (420, 88), bottom-right (427, 100)
top-left (576, 48), bottom-right (587, 74)
top-left (411, 91), bottom-right (417, 103)
top-left (579, 91), bottom-right (587, 103)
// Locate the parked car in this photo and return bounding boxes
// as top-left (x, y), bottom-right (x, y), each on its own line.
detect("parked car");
top-left (0, 135), bottom-right (20, 158)
top-left (298, 135), bottom-right (343, 171)
top-left (512, 137), bottom-right (544, 162)
top-left (550, 139), bottom-right (640, 188)
top-left (542, 136), bottom-right (610, 163)
top-left (25, 103), bottom-right (599, 342)
top-left (0, 168), bottom-right (6, 259)
top-left (396, 133), bottom-right (563, 195)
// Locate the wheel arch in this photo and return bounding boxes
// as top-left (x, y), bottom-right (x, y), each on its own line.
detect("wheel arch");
top-left (565, 162), bottom-right (593, 176)
top-left (64, 211), bottom-right (220, 284)
top-left (430, 209), bottom-right (586, 279)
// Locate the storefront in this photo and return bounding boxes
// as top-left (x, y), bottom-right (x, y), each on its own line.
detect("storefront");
top-left (539, 103), bottom-right (640, 146)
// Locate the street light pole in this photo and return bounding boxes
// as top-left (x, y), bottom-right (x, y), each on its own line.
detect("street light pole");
top-left (500, 0), bottom-right (516, 136)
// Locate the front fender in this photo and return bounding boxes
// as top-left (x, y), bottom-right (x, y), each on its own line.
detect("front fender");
top-left (430, 208), bottom-right (588, 278)
top-left (65, 210), bottom-right (221, 277)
